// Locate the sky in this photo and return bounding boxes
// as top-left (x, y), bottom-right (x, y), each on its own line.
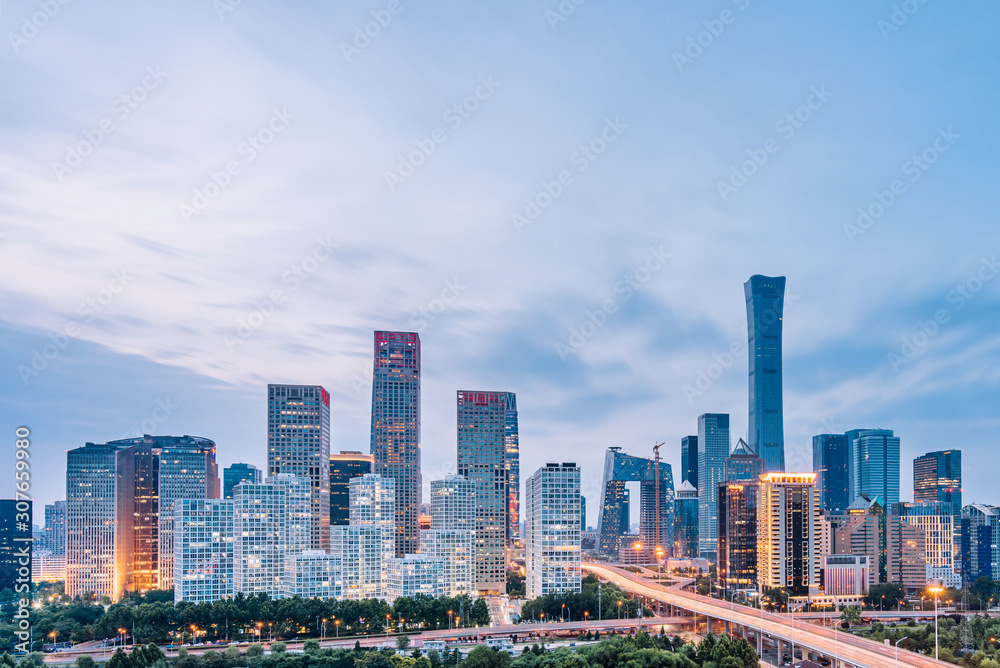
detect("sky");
top-left (1, 1), bottom-right (998, 526)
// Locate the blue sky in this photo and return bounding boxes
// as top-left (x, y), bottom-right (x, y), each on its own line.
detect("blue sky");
top-left (1, 1), bottom-right (998, 523)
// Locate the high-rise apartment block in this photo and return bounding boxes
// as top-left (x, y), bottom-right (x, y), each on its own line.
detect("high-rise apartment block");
top-left (267, 384), bottom-right (331, 551)
top-left (757, 473), bottom-right (821, 597)
top-left (961, 504), bottom-right (999, 583)
top-left (330, 451), bottom-right (374, 526)
top-left (887, 518), bottom-right (926, 594)
top-left (271, 473), bottom-right (312, 557)
top-left (173, 499), bottom-right (234, 603)
top-left (812, 434), bottom-right (849, 515)
top-left (43, 501), bottom-right (66, 556)
top-left (371, 332), bottom-right (421, 557)
top-left (524, 463), bottom-right (581, 600)
top-left (284, 550), bottom-right (342, 600)
top-left (673, 481), bottom-right (699, 559)
top-left (847, 429), bottom-right (900, 507)
top-left (697, 413), bottom-right (729, 559)
top-left (421, 475), bottom-right (476, 597)
top-left (681, 436), bottom-right (698, 488)
top-left (330, 525), bottom-right (384, 600)
top-left (457, 390), bottom-right (512, 595)
top-left (725, 438), bottom-right (765, 481)
top-left (233, 482), bottom-right (287, 598)
top-left (892, 501), bottom-right (954, 571)
top-left (717, 482), bottom-right (758, 595)
top-left (223, 463), bottom-right (261, 500)
top-left (349, 474), bottom-right (396, 566)
top-left (744, 274), bottom-right (786, 473)
top-left (387, 554), bottom-right (445, 601)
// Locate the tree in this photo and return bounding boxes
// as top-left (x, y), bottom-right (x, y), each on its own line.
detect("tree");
top-left (463, 646), bottom-right (511, 668)
top-left (840, 606), bottom-right (862, 628)
top-left (396, 635), bottom-right (411, 651)
top-left (865, 583), bottom-right (904, 610)
top-left (304, 638), bottom-right (321, 655)
top-left (106, 648), bottom-right (132, 668)
top-left (18, 655), bottom-right (45, 668)
top-left (506, 573), bottom-right (526, 598)
top-left (271, 641), bottom-right (287, 654)
top-left (75, 657), bottom-right (95, 668)
top-left (247, 643), bottom-right (264, 658)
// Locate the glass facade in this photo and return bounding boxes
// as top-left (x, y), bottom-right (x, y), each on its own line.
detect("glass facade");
top-left (725, 438), bottom-right (765, 482)
top-left (371, 331), bottom-right (421, 557)
top-left (0, 500), bottom-right (32, 594)
top-left (673, 481), bottom-right (699, 559)
top-left (849, 429), bottom-right (901, 507)
top-left (697, 413), bottom-right (729, 558)
top-left (914, 450), bottom-right (962, 560)
top-left (505, 394), bottom-right (520, 547)
top-left (174, 499), bottom-right (234, 603)
top-left (524, 463), bottom-right (581, 599)
top-left (718, 482), bottom-right (757, 595)
top-left (457, 390), bottom-right (511, 594)
top-left (812, 434), bottom-right (849, 514)
top-left (681, 435), bottom-right (698, 488)
top-left (744, 274), bottom-right (786, 473)
top-left (329, 451), bottom-right (374, 526)
top-left (223, 463), bottom-right (261, 500)
top-left (268, 384), bottom-right (331, 551)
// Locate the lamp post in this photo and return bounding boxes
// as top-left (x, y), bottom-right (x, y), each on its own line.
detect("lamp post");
top-left (561, 604), bottom-right (566, 623)
top-left (448, 610), bottom-right (453, 630)
top-left (335, 620), bottom-right (340, 638)
top-left (929, 585), bottom-right (944, 660)
top-left (618, 600), bottom-right (622, 620)
top-left (321, 619), bottom-right (326, 641)
top-left (385, 615), bottom-right (391, 639)
top-left (894, 636), bottom-right (908, 668)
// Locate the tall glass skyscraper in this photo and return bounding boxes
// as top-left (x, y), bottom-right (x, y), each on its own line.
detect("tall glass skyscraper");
top-left (330, 451), bottom-right (374, 526)
top-left (848, 429), bottom-right (900, 507)
top-left (457, 390), bottom-right (512, 595)
top-left (744, 275), bottom-right (786, 472)
top-left (681, 435), bottom-right (698, 487)
top-left (504, 394), bottom-right (520, 547)
top-left (371, 331), bottom-right (421, 557)
top-left (268, 384), bottom-right (331, 551)
top-left (697, 413), bottom-right (730, 559)
top-left (673, 481), bottom-right (699, 559)
top-left (724, 438), bottom-right (765, 482)
top-left (813, 434), bottom-right (849, 515)
top-left (914, 450), bottom-right (962, 518)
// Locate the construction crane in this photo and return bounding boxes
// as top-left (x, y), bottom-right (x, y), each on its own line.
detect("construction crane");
top-left (653, 442), bottom-right (665, 561)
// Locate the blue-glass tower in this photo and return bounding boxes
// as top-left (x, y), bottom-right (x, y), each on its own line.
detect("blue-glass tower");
top-left (813, 434), bottom-right (849, 515)
top-left (744, 275), bottom-right (786, 472)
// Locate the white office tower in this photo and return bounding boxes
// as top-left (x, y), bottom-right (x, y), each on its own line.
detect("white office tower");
top-left (173, 499), bottom-right (235, 603)
top-left (268, 473), bottom-right (312, 557)
top-left (284, 550), bottom-right (342, 600)
top-left (524, 463), bottom-right (582, 600)
top-left (387, 553), bottom-right (445, 601)
top-left (420, 474), bottom-right (476, 597)
top-left (330, 526), bottom-right (385, 599)
top-left (349, 473), bottom-right (396, 565)
top-left (234, 482), bottom-right (287, 597)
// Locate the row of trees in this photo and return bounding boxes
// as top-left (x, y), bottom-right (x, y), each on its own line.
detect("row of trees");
top-left (518, 575), bottom-right (640, 624)
top-left (0, 592), bottom-right (490, 652)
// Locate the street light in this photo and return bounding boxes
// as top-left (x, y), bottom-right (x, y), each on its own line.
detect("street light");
top-left (894, 636), bottom-right (909, 668)
top-left (562, 603), bottom-right (566, 622)
top-left (335, 619), bottom-right (340, 638)
top-left (929, 585), bottom-right (944, 660)
top-left (386, 615), bottom-right (391, 639)
top-left (618, 600), bottom-right (623, 620)
top-left (448, 610), bottom-right (453, 630)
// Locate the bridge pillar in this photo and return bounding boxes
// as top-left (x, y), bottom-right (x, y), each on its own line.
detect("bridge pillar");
top-left (756, 632), bottom-right (762, 656)
top-left (776, 638), bottom-right (784, 661)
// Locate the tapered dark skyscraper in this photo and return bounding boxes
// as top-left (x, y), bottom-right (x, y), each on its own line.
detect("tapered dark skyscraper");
top-left (371, 331), bottom-right (421, 557)
top-left (744, 275), bottom-right (786, 472)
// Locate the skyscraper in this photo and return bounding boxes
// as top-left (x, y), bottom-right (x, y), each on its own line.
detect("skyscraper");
top-left (66, 442), bottom-right (123, 599)
top-left (457, 390), bottom-right (511, 595)
top-left (330, 451), bottom-right (374, 526)
top-left (725, 438), bottom-right (765, 481)
top-left (757, 472), bottom-right (821, 597)
top-left (698, 413), bottom-right (729, 559)
top-left (349, 473), bottom-right (396, 566)
top-left (914, 450), bottom-right (962, 559)
top-left (673, 481), bottom-right (699, 559)
top-left (744, 274), bottom-right (786, 473)
top-left (233, 482), bottom-right (287, 597)
top-left (0, 500), bottom-right (32, 594)
top-left (504, 394), bottom-right (520, 548)
top-left (43, 501), bottom-right (66, 556)
top-left (848, 429), bottom-right (900, 507)
top-left (156, 435), bottom-right (219, 590)
top-left (681, 436), bottom-right (698, 488)
top-left (118, 443), bottom-right (159, 593)
top-left (717, 482), bottom-right (757, 596)
top-left (812, 434), bottom-right (849, 515)
top-left (370, 331), bottom-right (421, 557)
top-left (892, 501), bottom-right (954, 572)
top-left (267, 384), bottom-right (331, 550)
top-left (223, 463), bottom-right (261, 500)
top-left (421, 475), bottom-right (476, 597)
top-left (524, 463), bottom-right (581, 600)
top-left (961, 504), bottom-right (999, 583)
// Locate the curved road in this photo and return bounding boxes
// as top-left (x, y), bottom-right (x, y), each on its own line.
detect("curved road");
top-left (584, 563), bottom-right (951, 668)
